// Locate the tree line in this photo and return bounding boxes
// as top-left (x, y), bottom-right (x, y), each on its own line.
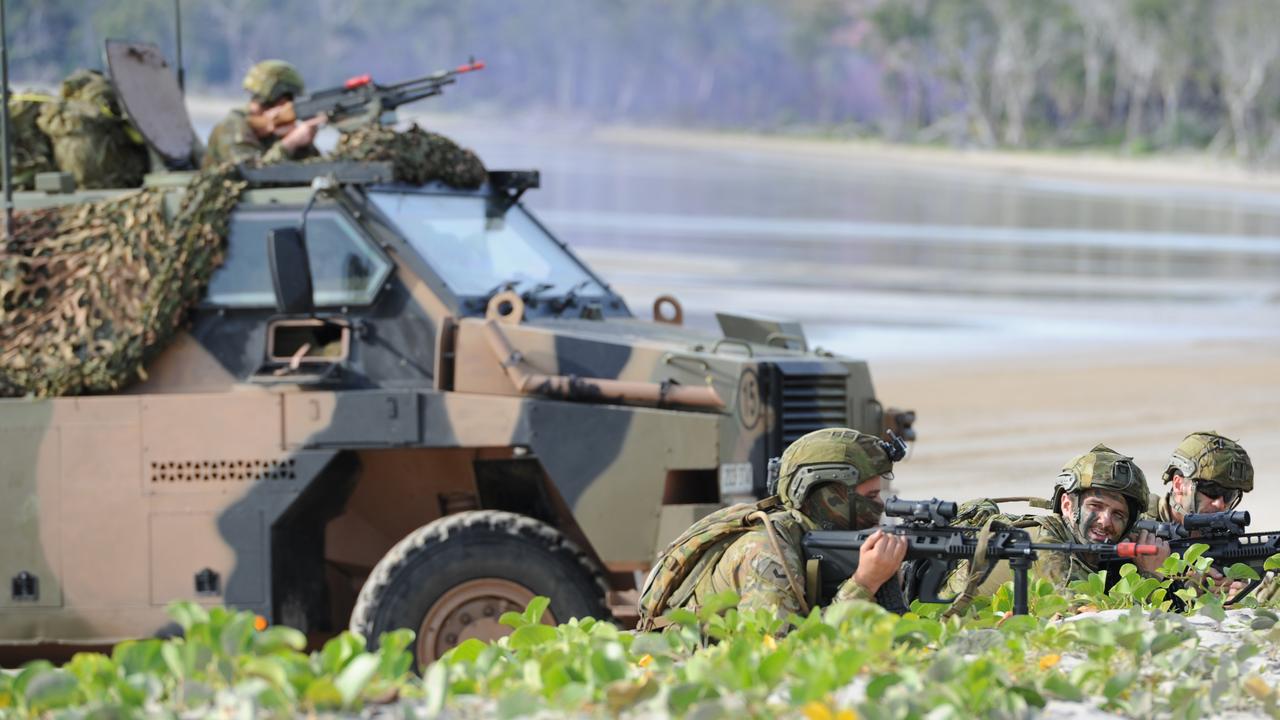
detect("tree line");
top-left (10, 0), bottom-right (1280, 161)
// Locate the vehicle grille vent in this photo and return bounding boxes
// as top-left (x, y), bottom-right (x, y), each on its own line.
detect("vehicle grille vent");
top-left (780, 374), bottom-right (849, 444)
top-left (149, 459), bottom-right (297, 483)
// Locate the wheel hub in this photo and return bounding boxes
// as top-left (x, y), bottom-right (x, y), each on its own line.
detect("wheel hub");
top-left (417, 578), bottom-right (556, 664)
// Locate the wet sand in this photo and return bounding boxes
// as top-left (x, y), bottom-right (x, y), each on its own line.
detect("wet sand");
top-left (873, 339), bottom-right (1280, 529)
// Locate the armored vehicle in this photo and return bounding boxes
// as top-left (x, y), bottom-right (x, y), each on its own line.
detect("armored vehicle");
top-left (0, 43), bottom-right (913, 666)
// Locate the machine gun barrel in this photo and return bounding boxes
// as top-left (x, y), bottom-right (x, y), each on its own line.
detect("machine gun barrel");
top-left (251, 59), bottom-right (485, 134)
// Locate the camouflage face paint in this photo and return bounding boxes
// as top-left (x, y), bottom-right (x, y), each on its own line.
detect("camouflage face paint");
top-left (850, 492), bottom-right (885, 530)
top-left (801, 482), bottom-right (853, 531)
top-left (1075, 490), bottom-right (1127, 542)
top-left (800, 483), bottom-right (884, 531)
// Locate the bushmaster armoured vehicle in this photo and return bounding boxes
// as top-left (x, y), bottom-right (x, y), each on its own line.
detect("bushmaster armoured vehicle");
top-left (0, 43), bottom-right (914, 665)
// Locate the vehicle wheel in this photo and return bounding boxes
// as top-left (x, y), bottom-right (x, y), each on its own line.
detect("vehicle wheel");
top-left (349, 510), bottom-right (611, 667)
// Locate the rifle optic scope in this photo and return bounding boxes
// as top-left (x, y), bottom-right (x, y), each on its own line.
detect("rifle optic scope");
top-left (884, 497), bottom-right (957, 524)
top-left (1184, 510), bottom-right (1250, 533)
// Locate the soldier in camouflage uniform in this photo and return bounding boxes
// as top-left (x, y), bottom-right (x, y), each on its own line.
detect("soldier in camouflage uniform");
top-left (1151, 432), bottom-right (1252, 524)
top-left (35, 69), bottom-right (150, 188)
top-left (943, 444), bottom-right (1169, 601)
top-left (637, 428), bottom-right (907, 629)
top-left (1148, 432), bottom-right (1270, 600)
top-left (204, 60), bottom-right (323, 167)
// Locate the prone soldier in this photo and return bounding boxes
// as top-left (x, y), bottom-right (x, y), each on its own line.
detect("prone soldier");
top-left (943, 444), bottom-right (1170, 605)
top-left (636, 428), bottom-right (909, 631)
top-left (1153, 432), bottom-right (1252, 523)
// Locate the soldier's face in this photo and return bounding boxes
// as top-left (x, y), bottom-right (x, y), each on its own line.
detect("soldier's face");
top-left (1062, 490), bottom-right (1129, 543)
top-left (855, 475), bottom-right (885, 503)
top-left (801, 482), bottom-right (884, 531)
top-left (1171, 474), bottom-right (1233, 517)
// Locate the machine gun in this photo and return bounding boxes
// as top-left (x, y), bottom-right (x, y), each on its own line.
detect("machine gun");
top-left (1130, 510), bottom-right (1279, 603)
top-left (247, 59), bottom-right (485, 134)
top-left (802, 497), bottom-right (1157, 615)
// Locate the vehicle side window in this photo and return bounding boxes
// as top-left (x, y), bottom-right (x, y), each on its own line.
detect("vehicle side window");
top-left (205, 208), bottom-right (391, 308)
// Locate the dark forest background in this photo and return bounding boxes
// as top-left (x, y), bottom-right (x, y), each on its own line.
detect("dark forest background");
top-left (13, 0), bottom-right (1280, 160)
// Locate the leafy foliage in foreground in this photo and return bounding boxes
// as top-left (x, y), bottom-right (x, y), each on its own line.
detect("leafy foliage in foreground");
top-left (0, 603), bottom-right (419, 718)
top-left (3, 547), bottom-right (1280, 719)
top-left (428, 547), bottom-right (1280, 719)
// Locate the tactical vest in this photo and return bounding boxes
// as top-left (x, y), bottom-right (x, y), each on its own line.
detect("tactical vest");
top-left (637, 497), bottom-right (809, 631)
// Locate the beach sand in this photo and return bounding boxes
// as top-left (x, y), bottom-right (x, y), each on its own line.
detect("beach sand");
top-left (874, 338), bottom-right (1280, 529)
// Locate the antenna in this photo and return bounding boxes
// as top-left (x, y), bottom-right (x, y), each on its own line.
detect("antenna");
top-left (1, 0), bottom-right (12, 238)
top-left (173, 0), bottom-right (184, 94)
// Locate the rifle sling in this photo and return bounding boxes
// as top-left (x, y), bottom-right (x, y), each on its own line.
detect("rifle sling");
top-left (943, 515), bottom-right (1004, 619)
top-left (749, 510), bottom-right (811, 616)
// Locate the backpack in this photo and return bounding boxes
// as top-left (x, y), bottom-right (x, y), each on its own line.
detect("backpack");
top-left (36, 70), bottom-right (149, 189)
top-left (7, 93), bottom-right (56, 189)
top-left (637, 497), bottom-right (801, 631)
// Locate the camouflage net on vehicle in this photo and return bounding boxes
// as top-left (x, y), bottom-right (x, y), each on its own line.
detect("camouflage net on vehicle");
top-left (328, 123), bottom-right (487, 188)
top-left (0, 125), bottom-right (484, 397)
top-left (0, 165), bottom-right (246, 397)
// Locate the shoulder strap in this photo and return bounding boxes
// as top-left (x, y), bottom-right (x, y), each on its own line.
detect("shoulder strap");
top-left (942, 515), bottom-right (1007, 619)
top-left (748, 510), bottom-right (811, 616)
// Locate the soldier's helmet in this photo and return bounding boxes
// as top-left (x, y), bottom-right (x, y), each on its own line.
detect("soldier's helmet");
top-left (243, 60), bottom-right (305, 105)
top-left (1161, 431), bottom-right (1253, 493)
top-left (1052, 444), bottom-right (1149, 530)
top-left (775, 428), bottom-right (893, 510)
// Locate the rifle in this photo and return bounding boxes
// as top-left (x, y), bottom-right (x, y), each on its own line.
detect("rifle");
top-left (1130, 510), bottom-right (1279, 603)
top-left (246, 59), bottom-right (485, 135)
top-left (802, 497), bottom-right (1157, 615)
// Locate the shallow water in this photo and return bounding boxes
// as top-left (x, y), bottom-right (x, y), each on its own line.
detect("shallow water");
top-left (423, 119), bottom-right (1280, 362)
top-left (197, 112), bottom-right (1280, 362)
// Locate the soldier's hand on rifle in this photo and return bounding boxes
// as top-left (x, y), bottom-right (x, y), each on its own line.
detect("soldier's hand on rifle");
top-left (280, 115), bottom-right (326, 152)
top-left (1133, 529), bottom-right (1171, 575)
top-left (1201, 567), bottom-right (1249, 598)
top-left (853, 529), bottom-right (907, 594)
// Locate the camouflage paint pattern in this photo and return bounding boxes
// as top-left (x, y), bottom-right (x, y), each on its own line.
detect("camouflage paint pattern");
top-left (1160, 431), bottom-right (1254, 492)
top-left (799, 482), bottom-right (884, 532)
top-left (35, 70), bottom-right (150, 189)
top-left (203, 108), bottom-right (319, 168)
top-left (672, 507), bottom-right (872, 622)
top-left (242, 60), bottom-right (306, 105)
top-left (0, 132), bottom-right (903, 648)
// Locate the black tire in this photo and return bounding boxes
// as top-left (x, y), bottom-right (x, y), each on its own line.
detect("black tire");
top-left (349, 510), bottom-right (611, 666)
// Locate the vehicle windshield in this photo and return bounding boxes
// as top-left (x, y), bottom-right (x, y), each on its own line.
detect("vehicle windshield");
top-left (369, 191), bottom-right (605, 300)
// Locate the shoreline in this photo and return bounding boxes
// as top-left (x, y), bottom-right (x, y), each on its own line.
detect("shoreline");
top-left (177, 94), bottom-right (1280, 194)
top-left (404, 108), bottom-right (1280, 194)
top-left (591, 124), bottom-right (1280, 194)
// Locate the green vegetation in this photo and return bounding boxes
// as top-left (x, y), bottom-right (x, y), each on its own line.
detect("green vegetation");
top-left (3, 547), bottom-right (1280, 718)
top-left (11, 1), bottom-right (1280, 162)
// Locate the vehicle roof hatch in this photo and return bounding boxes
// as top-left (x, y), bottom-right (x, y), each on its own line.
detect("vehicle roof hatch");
top-left (105, 39), bottom-right (199, 170)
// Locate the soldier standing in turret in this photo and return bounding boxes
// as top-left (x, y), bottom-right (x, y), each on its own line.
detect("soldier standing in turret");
top-left (204, 60), bottom-right (323, 167)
